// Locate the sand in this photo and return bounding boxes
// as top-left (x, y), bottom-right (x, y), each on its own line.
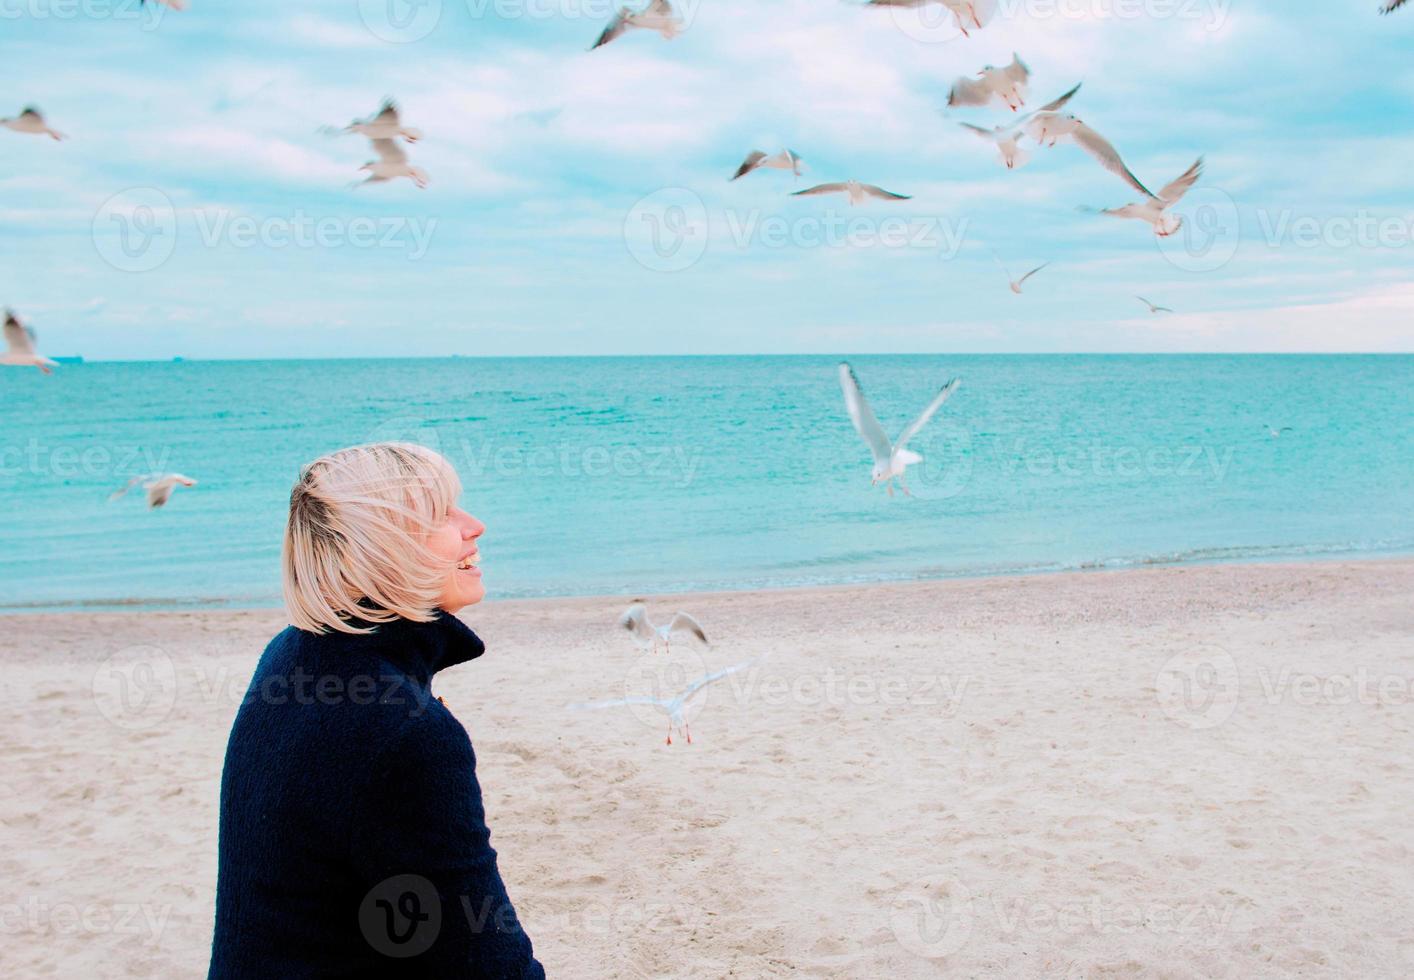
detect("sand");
top-left (3, 559), bottom-right (1413, 978)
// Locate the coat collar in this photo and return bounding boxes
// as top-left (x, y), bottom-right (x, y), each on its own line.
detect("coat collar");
top-left (321, 610), bottom-right (485, 686)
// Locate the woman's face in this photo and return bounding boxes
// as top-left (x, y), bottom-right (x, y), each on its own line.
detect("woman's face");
top-left (428, 505), bottom-right (486, 613)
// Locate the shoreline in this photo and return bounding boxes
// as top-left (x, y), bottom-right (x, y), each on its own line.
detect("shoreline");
top-left (4, 549), bottom-right (1412, 616)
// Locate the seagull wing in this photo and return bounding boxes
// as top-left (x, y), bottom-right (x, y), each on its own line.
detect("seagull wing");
top-left (894, 378), bottom-right (961, 451)
top-left (109, 474), bottom-right (150, 501)
top-left (1068, 121), bottom-right (1153, 198)
top-left (1381, 0), bottom-right (1408, 13)
top-left (1155, 157), bottom-right (1203, 205)
top-left (146, 478), bottom-right (177, 509)
top-left (1034, 81), bottom-right (1081, 114)
top-left (592, 8), bottom-right (631, 47)
top-left (1016, 262), bottom-right (1049, 286)
top-left (860, 183), bottom-right (910, 200)
top-left (371, 137), bottom-right (406, 164)
top-left (373, 100), bottom-right (400, 126)
top-left (679, 659), bottom-right (756, 703)
top-left (791, 182), bottom-right (848, 197)
top-left (1004, 53), bottom-right (1030, 86)
top-left (731, 150), bottom-right (766, 180)
top-left (947, 75), bottom-right (995, 108)
top-left (666, 612), bottom-right (709, 645)
top-left (618, 603), bottom-right (656, 643)
top-left (838, 362), bottom-right (893, 466)
top-left (3, 312), bottom-right (35, 355)
top-left (959, 122), bottom-right (997, 141)
top-left (648, 0), bottom-right (675, 14)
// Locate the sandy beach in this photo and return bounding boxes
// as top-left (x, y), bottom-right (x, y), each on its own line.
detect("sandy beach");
top-left (3, 559), bottom-right (1412, 978)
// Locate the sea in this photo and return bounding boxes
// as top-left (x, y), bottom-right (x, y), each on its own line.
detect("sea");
top-left (1, 355), bottom-right (1410, 612)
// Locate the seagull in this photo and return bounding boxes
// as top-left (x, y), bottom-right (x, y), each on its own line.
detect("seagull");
top-left (1266, 425), bottom-right (1294, 439)
top-left (1136, 295), bottom-right (1173, 314)
top-left (110, 474), bottom-right (198, 509)
top-left (993, 255), bottom-right (1049, 294)
top-left (0, 107), bottom-right (65, 140)
top-left (838, 362), bottom-right (961, 497)
top-left (1022, 111), bottom-right (1152, 197)
top-left (730, 149), bottom-right (804, 181)
top-left (570, 659), bottom-right (754, 745)
top-left (864, 0), bottom-right (996, 37)
top-left (1380, 0), bottom-right (1408, 12)
top-left (947, 54), bottom-right (1030, 111)
top-left (592, 0), bottom-right (683, 49)
top-left (957, 82), bottom-right (1082, 170)
top-left (1081, 157), bottom-right (1203, 238)
top-left (791, 180), bottom-right (910, 205)
top-left (1, 309), bottom-right (57, 374)
top-left (619, 603), bottom-right (709, 653)
top-left (355, 138), bottom-right (429, 188)
top-left (343, 100), bottom-right (422, 143)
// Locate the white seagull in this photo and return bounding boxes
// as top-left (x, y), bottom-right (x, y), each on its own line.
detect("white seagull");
top-left (1082, 157), bottom-right (1204, 238)
top-left (619, 603), bottom-right (709, 653)
top-left (791, 179), bottom-right (910, 206)
top-left (1136, 295), bottom-right (1173, 314)
top-left (1, 107), bottom-right (65, 140)
top-left (730, 149), bottom-right (804, 181)
top-left (994, 255), bottom-right (1049, 294)
top-left (1022, 111), bottom-right (1153, 197)
top-left (2, 309), bottom-right (57, 374)
top-left (947, 54), bottom-right (1030, 112)
top-left (865, 0), bottom-right (996, 37)
top-left (1266, 425), bottom-right (1294, 439)
top-left (957, 82), bottom-right (1081, 170)
top-left (571, 659), bottom-right (754, 745)
top-left (355, 138), bottom-right (429, 188)
top-left (343, 100), bottom-right (422, 143)
top-left (838, 362), bottom-right (961, 497)
top-left (110, 473), bottom-right (198, 509)
top-left (592, 0), bottom-right (683, 48)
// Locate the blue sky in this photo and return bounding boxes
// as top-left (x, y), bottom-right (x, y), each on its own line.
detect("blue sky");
top-left (2, 0), bottom-right (1412, 358)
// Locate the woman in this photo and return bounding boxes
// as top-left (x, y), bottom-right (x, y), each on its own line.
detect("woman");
top-left (209, 443), bottom-right (544, 978)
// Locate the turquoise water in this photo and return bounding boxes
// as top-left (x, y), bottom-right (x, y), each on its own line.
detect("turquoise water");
top-left (0, 355), bottom-right (1410, 611)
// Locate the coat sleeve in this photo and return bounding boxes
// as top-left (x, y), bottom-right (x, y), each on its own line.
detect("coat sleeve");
top-left (350, 709), bottom-right (545, 979)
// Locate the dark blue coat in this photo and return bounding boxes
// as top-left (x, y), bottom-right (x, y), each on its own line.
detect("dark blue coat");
top-left (208, 611), bottom-right (545, 979)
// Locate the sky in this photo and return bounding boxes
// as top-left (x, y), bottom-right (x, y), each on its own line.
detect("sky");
top-left (2, 0), bottom-right (1413, 359)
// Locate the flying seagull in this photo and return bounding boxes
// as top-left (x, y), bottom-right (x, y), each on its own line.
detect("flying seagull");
top-left (791, 180), bottom-right (910, 205)
top-left (957, 82), bottom-right (1081, 170)
top-left (1022, 111), bottom-right (1152, 197)
top-left (838, 362), bottom-right (961, 497)
top-left (571, 659), bottom-right (754, 745)
top-left (730, 149), bottom-right (804, 181)
top-left (592, 0), bottom-right (683, 48)
top-left (342, 100), bottom-right (422, 143)
top-left (993, 255), bottom-right (1049, 294)
top-left (110, 474), bottom-right (198, 509)
top-left (1266, 425), bottom-right (1294, 439)
top-left (619, 603), bottom-right (710, 653)
top-left (354, 138), bottom-right (429, 188)
top-left (1136, 295), bottom-right (1173, 314)
top-left (1, 107), bottom-right (65, 140)
top-left (947, 54), bottom-right (1030, 111)
top-left (1081, 157), bottom-right (1204, 238)
top-left (864, 0), bottom-right (996, 37)
top-left (1380, 0), bottom-right (1408, 12)
top-left (1, 309), bottom-right (57, 374)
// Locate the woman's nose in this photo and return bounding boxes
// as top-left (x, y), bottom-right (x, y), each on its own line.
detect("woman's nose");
top-left (463, 514), bottom-right (485, 539)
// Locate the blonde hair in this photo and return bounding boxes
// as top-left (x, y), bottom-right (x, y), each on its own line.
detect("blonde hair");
top-left (283, 442), bottom-right (462, 634)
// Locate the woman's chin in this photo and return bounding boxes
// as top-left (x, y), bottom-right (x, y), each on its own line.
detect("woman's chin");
top-left (440, 578), bottom-right (485, 613)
